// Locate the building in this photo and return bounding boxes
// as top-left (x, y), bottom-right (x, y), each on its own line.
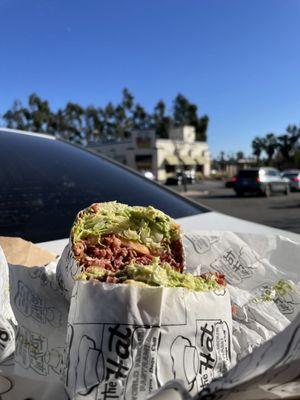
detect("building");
top-left (212, 157), bottom-right (257, 177)
top-left (87, 126), bottom-right (211, 182)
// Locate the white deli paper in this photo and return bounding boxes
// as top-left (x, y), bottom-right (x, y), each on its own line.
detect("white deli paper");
top-left (65, 281), bottom-right (232, 399)
top-left (56, 237), bottom-right (233, 398)
top-left (0, 261), bottom-right (69, 400)
top-left (56, 241), bottom-right (81, 300)
top-left (1, 230), bottom-right (300, 400)
top-left (0, 245), bottom-right (15, 365)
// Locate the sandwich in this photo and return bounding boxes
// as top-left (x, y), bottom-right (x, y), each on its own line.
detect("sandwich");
top-left (69, 202), bottom-right (225, 291)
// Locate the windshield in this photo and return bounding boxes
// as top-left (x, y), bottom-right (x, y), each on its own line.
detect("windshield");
top-left (0, 130), bottom-right (208, 242)
top-left (237, 170), bottom-right (259, 178)
top-left (283, 173), bottom-right (298, 178)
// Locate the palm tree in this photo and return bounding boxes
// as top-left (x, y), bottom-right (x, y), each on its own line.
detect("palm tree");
top-left (277, 125), bottom-right (300, 160)
top-left (251, 136), bottom-right (264, 163)
top-left (262, 133), bottom-right (278, 165)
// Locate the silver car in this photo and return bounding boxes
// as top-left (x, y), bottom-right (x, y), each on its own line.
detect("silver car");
top-left (282, 169), bottom-right (300, 191)
top-left (234, 167), bottom-right (290, 197)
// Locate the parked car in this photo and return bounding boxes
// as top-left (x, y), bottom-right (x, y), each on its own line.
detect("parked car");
top-left (182, 170), bottom-right (196, 184)
top-left (224, 176), bottom-right (237, 188)
top-left (282, 169), bottom-right (300, 191)
top-left (165, 175), bottom-right (183, 186)
top-left (0, 128), bottom-right (299, 251)
top-left (165, 171), bottom-right (195, 186)
top-left (234, 167), bottom-right (290, 197)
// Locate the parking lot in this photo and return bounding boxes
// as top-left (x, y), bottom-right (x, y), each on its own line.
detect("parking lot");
top-left (173, 180), bottom-right (300, 234)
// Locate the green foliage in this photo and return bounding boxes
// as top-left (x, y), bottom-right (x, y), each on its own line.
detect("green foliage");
top-left (262, 133), bottom-right (278, 164)
top-left (252, 137), bottom-right (264, 160)
top-left (153, 100), bottom-right (171, 139)
top-left (293, 150), bottom-right (300, 169)
top-left (236, 151), bottom-right (245, 160)
top-left (173, 94), bottom-right (207, 141)
top-left (251, 126), bottom-right (300, 167)
top-left (1, 89), bottom-right (209, 145)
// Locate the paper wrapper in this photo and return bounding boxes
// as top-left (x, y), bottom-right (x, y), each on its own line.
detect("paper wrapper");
top-left (1, 230), bottom-right (300, 400)
top-left (0, 245), bottom-right (15, 364)
top-left (56, 239), bottom-right (80, 300)
top-left (65, 281), bottom-right (232, 399)
top-left (56, 236), bottom-right (232, 398)
top-left (0, 238), bottom-right (69, 400)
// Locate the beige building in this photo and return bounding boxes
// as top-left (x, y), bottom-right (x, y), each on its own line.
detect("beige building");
top-left (87, 126), bottom-right (211, 182)
top-left (214, 158), bottom-right (257, 177)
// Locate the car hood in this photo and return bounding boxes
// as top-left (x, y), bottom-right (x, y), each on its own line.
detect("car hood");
top-left (38, 211), bottom-right (300, 254)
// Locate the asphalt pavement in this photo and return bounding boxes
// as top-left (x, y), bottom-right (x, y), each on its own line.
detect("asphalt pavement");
top-left (173, 180), bottom-right (300, 234)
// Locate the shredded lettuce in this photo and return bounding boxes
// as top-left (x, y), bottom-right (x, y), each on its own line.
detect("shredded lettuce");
top-left (78, 258), bottom-right (223, 292)
top-left (118, 259), bottom-right (223, 291)
top-left (253, 279), bottom-right (294, 303)
top-left (72, 202), bottom-right (180, 252)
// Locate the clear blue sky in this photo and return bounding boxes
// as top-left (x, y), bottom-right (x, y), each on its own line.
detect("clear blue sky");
top-left (0, 0), bottom-right (300, 157)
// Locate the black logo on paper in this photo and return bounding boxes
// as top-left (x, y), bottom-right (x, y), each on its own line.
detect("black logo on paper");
top-left (67, 324), bottom-right (159, 400)
top-left (75, 335), bottom-right (104, 395)
top-left (15, 326), bottom-right (64, 376)
top-left (211, 247), bottom-right (257, 285)
top-left (184, 234), bottom-right (220, 255)
top-left (14, 280), bottom-right (62, 327)
top-left (28, 267), bottom-right (58, 291)
top-left (169, 320), bottom-right (231, 393)
top-left (170, 336), bottom-right (199, 392)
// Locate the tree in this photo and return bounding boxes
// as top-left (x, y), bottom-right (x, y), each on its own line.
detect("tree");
top-left (173, 94), bottom-right (192, 125)
top-left (173, 93), bottom-right (208, 141)
top-left (121, 88), bottom-right (134, 113)
top-left (85, 106), bottom-right (103, 143)
top-left (114, 104), bottom-right (130, 138)
top-left (262, 133), bottom-right (277, 165)
top-left (3, 94), bottom-right (56, 135)
top-left (277, 126), bottom-right (300, 160)
top-left (236, 151), bottom-right (245, 160)
top-left (196, 115), bottom-right (209, 141)
top-left (53, 109), bottom-right (69, 139)
top-left (132, 104), bottom-right (150, 130)
top-left (1, 89), bottom-right (210, 144)
top-left (27, 93), bottom-right (52, 132)
top-left (3, 100), bottom-right (28, 130)
top-left (62, 102), bottom-right (85, 143)
top-left (252, 137), bottom-right (264, 162)
top-left (102, 102), bottom-right (116, 140)
top-left (153, 100), bottom-right (171, 138)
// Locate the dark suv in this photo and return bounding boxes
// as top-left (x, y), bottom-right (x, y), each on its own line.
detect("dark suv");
top-left (234, 168), bottom-right (290, 197)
